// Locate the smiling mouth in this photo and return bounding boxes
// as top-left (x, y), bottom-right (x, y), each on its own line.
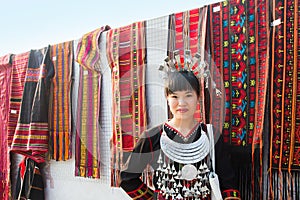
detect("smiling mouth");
top-left (177, 108), bottom-right (188, 113)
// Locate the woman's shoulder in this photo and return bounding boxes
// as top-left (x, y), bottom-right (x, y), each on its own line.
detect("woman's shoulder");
top-left (143, 123), bottom-right (164, 138)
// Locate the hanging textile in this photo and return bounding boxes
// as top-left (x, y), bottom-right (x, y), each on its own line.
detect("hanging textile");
top-left (207, 1), bottom-right (270, 199)
top-left (10, 47), bottom-right (54, 163)
top-left (268, 0), bottom-right (300, 198)
top-left (49, 41), bottom-right (73, 161)
top-left (8, 52), bottom-right (30, 147)
top-left (106, 21), bottom-right (147, 186)
top-left (208, 0), bottom-right (269, 148)
top-left (75, 67), bottom-right (101, 178)
top-left (168, 7), bottom-right (208, 123)
top-left (76, 25), bottom-right (110, 71)
top-left (0, 54), bottom-right (12, 200)
top-left (74, 26), bottom-right (109, 178)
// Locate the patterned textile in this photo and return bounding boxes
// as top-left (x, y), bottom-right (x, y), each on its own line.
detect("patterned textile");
top-left (0, 54), bottom-right (12, 200)
top-left (268, 0), bottom-right (300, 198)
top-left (270, 0), bottom-right (300, 171)
top-left (207, 1), bottom-right (270, 199)
top-left (168, 7), bottom-right (208, 123)
top-left (11, 47), bottom-right (54, 163)
top-left (49, 41), bottom-right (73, 161)
top-left (106, 22), bottom-right (147, 186)
top-left (8, 52), bottom-right (30, 147)
top-left (75, 67), bottom-right (101, 178)
top-left (74, 26), bottom-right (109, 178)
top-left (76, 25), bottom-right (110, 72)
top-left (208, 0), bottom-right (269, 148)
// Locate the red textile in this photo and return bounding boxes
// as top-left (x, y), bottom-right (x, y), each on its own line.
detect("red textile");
top-left (0, 54), bottom-right (12, 200)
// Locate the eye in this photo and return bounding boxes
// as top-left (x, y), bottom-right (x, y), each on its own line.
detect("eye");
top-left (186, 92), bottom-right (194, 97)
top-left (170, 95), bottom-right (178, 98)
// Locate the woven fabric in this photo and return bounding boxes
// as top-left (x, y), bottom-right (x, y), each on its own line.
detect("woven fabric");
top-left (168, 7), bottom-right (208, 123)
top-left (208, 0), bottom-right (269, 148)
top-left (49, 41), bottom-right (73, 161)
top-left (74, 27), bottom-right (109, 178)
top-left (106, 22), bottom-right (147, 186)
top-left (11, 47), bottom-right (54, 163)
top-left (0, 54), bottom-right (12, 200)
top-left (76, 25), bottom-right (110, 72)
top-left (270, 0), bottom-right (300, 171)
top-left (106, 22), bottom-right (147, 151)
top-left (75, 67), bottom-right (101, 178)
top-left (8, 52), bottom-right (30, 147)
top-left (266, 0), bottom-right (299, 192)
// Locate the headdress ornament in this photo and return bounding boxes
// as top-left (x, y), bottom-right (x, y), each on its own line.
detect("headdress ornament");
top-left (158, 49), bottom-right (222, 96)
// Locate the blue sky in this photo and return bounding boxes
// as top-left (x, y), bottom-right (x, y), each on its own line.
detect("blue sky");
top-left (0, 0), bottom-right (220, 56)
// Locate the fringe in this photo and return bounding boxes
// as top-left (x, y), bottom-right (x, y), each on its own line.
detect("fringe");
top-left (266, 170), bottom-right (300, 199)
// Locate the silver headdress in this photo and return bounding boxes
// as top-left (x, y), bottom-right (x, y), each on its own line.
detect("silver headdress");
top-left (158, 49), bottom-right (222, 96)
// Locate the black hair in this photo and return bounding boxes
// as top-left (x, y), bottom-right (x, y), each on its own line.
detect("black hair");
top-left (164, 70), bottom-right (200, 97)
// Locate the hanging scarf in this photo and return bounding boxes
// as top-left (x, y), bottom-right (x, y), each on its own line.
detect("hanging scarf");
top-left (74, 26), bottom-right (109, 178)
top-left (207, 1), bottom-right (270, 198)
top-left (208, 0), bottom-right (269, 149)
top-left (269, 0), bottom-right (299, 198)
top-left (8, 52), bottom-right (30, 147)
top-left (49, 41), bottom-right (73, 161)
top-left (106, 21), bottom-right (147, 186)
top-left (75, 67), bottom-right (101, 178)
top-left (76, 25), bottom-right (110, 71)
top-left (0, 54), bottom-right (12, 200)
top-left (11, 47), bottom-right (54, 163)
top-left (168, 7), bottom-right (208, 123)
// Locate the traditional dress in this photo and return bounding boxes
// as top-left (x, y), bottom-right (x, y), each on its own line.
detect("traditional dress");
top-left (120, 123), bottom-right (240, 199)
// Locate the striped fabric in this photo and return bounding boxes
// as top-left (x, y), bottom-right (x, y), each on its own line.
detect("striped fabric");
top-left (75, 67), bottom-right (101, 178)
top-left (76, 25), bottom-right (110, 72)
top-left (11, 47), bottom-right (54, 163)
top-left (106, 22), bottom-right (147, 186)
top-left (268, 0), bottom-right (300, 198)
top-left (74, 27), bottom-right (109, 178)
top-left (0, 54), bottom-right (12, 200)
top-left (49, 41), bottom-right (73, 161)
top-left (168, 7), bottom-right (208, 123)
top-left (8, 52), bottom-right (30, 147)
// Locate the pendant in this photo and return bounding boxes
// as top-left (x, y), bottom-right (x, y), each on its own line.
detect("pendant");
top-left (181, 164), bottom-right (197, 180)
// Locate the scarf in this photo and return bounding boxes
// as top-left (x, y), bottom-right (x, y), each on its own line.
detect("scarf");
top-left (49, 41), bottom-right (73, 161)
top-left (0, 54), bottom-right (13, 200)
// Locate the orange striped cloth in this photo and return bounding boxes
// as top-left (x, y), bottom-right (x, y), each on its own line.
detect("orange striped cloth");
top-left (0, 54), bottom-right (12, 200)
top-left (49, 41), bottom-right (73, 161)
top-left (106, 22), bottom-right (147, 186)
top-left (11, 47), bottom-right (54, 163)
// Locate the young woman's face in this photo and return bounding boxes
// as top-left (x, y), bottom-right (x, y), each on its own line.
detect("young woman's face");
top-left (166, 90), bottom-right (198, 121)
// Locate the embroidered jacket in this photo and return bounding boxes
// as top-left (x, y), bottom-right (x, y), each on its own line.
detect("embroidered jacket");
top-left (120, 123), bottom-right (241, 199)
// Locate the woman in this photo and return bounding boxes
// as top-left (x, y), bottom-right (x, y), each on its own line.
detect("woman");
top-left (120, 69), bottom-right (240, 199)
